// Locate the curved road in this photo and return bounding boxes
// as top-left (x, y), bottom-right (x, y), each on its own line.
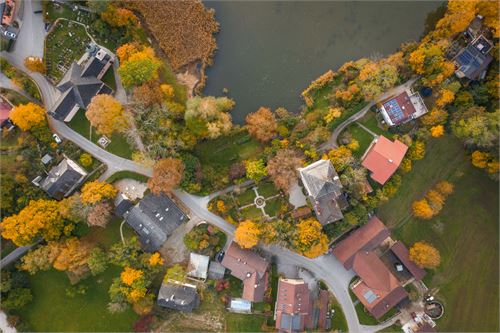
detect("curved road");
top-left (1, 2), bottom-right (401, 332)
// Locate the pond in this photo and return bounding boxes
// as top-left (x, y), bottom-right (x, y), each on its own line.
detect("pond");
top-left (203, 1), bottom-right (444, 123)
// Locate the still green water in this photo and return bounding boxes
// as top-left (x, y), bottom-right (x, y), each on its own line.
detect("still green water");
top-left (203, 1), bottom-right (444, 123)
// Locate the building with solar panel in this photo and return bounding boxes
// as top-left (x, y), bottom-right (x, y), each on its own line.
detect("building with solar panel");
top-left (378, 89), bottom-right (428, 127)
top-left (453, 35), bottom-right (493, 81)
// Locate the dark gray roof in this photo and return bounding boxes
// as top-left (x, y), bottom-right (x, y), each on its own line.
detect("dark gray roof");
top-left (157, 282), bottom-right (200, 312)
top-left (299, 160), bottom-right (344, 225)
top-left (81, 52), bottom-right (111, 77)
top-left (208, 261), bottom-right (226, 280)
top-left (40, 158), bottom-right (87, 200)
top-left (125, 193), bottom-right (187, 252)
top-left (280, 313), bottom-right (303, 331)
top-left (454, 43), bottom-right (493, 81)
top-left (114, 193), bottom-right (133, 217)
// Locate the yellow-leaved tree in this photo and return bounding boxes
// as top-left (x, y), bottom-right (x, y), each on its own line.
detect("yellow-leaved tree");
top-left (234, 220), bottom-right (261, 249)
top-left (293, 218), bottom-right (328, 258)
top-left (10, 103), bottom-right (46, 131)
top-left (430, 125), bottom-right (444, 138)
top-left (409, 241), bottom-right (441, 269)
top-left (86, 94), bottom-right (130, 136)
top-left (0, 199), bottom-right (65, 246)
top-left (412, 199), bottom-right (434, 220)
top-left (80, 181), bottom-right (117, 205)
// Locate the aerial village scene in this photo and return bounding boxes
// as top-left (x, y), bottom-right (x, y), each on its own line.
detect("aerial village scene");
top-left (0, 1), bottom-right (498, 333)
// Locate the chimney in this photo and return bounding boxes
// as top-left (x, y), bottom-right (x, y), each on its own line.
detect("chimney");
top-left (388, 159), bottom-right (393, 163)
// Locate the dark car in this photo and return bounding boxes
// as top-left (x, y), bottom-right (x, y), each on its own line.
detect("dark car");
top-left (33, 10), bottom-right (42, 14)
top-left (216, 251), bottom-right (225, 262)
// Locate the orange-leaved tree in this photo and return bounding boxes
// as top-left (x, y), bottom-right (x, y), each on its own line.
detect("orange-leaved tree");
top-left (0, 199), bottom-right (64, 246)
top-left (409, 241), bottom-right (441, 269)
top-left (86, 94), bottom-right (129, 136)
top-left (267, 149), bottom-right (303, 192)
top-left (245, 107), bottom-right (278, 142)
top-left (148, 158), bottom-right (184, 194)
top-left (430, 125), bottom-right (445, 138)
top-left (234, 220), bottom-right (261, 249)
top-left (80, 181), bottom-right (117, 205)
top-left (412, 199), bottom-right (434, 219)
top-left (10, 103), bottom-right (46, 131)
top-left (24, 57), bottom-right (46, 73)
top-left (293, 218), bottom-right (328, 258)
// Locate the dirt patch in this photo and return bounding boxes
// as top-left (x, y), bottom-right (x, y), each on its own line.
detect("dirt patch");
top-left (176, 62), bottom-right (200, 98)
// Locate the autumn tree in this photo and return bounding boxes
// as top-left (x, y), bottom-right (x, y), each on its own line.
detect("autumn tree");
top-left (471, 150), bottom-right (492, 169)
top-left (148, 158), bottom-right (184, 194)
top-left (452, 107), bottom-right (499, 149)
top-left (185, 96), bottom-right (235, 139)
top-left (133, 81), bottom-right (164, 107)
top-left (435, 180), bottom-right (454, 196)
top-left (79, 153), bottom-right (93, 167)
top-left (407, 141), bottom-right (426, 161)
top-left (229, 162), bottom-right (246, 180)
top-left (87, 202), bottom-right (113, 227)
top-left (430, 125), bottom-right (444, 137)
top-left (245, 107), bottom-right (278, 142)
top-left (412, 199), bottom-right (434, 219)
top-left (328, 146), bottom-right (355, 172)
top-left (87, 247), bottom-right (109, 276)
top-left (53, 238), bottom-right (93, 277)
top-left (409, 241), bottom-right (441, 269)
top-left (244, 159), bottom-right (268, 183)
top-left (357, 61), bottom-right (398, 99)
top-left (59, 194), bottom-right (88, 223)
top-left (234, 220), bottom-right (261, 249)
top-left (420, 108), bottom-right (448, 127)
top-left (19, 244), bottom-right (60, 274)
top-left (118, 46), bottom-right (162, 88)
top-left (436, 89), bottom-right (455, 107)
top-left (426, 190), bottom-right (444, 214)
top-left (1, 199), bottom-right (65, 246)
top-left (24, 57), bottom-right (46, 73)
top-left (408, 41), bottom-right (455, 86)
top-left (10, 103), bottom-right (46, 131)
top-left (293, 218), bottom-right (328, 259)
top-left (267, 149), bottom-right (303, 192)
top-left (400, 158), bottom-right (412, 173)
top-left (324, 107), bottom-right (343, 124)
top-left (81, 181), bottom-right (117, 205)
top-left (101, 5), bottom-right (138, 27)
top-left (86, 94), bottom-right (130, 136)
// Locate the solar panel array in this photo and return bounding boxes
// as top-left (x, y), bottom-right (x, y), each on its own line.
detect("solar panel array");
top-left (383, 99), bottom-right (405, 124)
top-left (457, 45), bottom-right (483, 70)
top-left (364, 290), bottom-right (378, 304)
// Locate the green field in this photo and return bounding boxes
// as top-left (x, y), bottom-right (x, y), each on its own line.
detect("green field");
top-left (68, 111), bottom-right (133, 159)
top-left (378, 135), bottom-right (499, 332)
top-left (343, 123), bottom-right (374, 158)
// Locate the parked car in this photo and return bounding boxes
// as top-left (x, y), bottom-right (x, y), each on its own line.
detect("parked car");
top-left (3, 30), bottom-right (16, 40)
top-left (53, 134), bottom-right (62, 144)
top-left (216, 251), bottom-right (225, 262)
top-left (33, 10), bottom-right (42, 14)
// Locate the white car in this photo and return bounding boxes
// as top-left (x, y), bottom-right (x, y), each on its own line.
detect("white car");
top-left (3, 30), bottom-right (16, 39)
top-left (53, 134), bottom-right (62, 144)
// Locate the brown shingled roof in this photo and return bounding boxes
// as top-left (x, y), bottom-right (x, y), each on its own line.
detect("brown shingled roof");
top-left (332, 216), bottom-right (390, 269)
top-left (275, 278), bottom-right (313, 333)
top-left (390, 241), bottom-right (427, 281)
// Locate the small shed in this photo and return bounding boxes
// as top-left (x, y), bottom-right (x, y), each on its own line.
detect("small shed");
top-left (208, 261), bottom-right (225, 280)
top-left (228, 298), bottom-right (252, 313)
top-left (187, 253), bottom-right (210, 281)
top-left (41, 154), bottom-right (53, 165)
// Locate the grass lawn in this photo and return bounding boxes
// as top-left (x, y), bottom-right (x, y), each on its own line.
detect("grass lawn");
top-left (240, 205), bottom-right (263, 220)
top-left (45, 20), bottom-right (91, 82)
top-left (343, 123), bottom-right (374, 158)
top-left (101, 67), bottom-right (117, 91)
top-left (0, 88), bottom-right (32, 105)
top-left (357, 111), bottom-right (387, 136)
top-left (264, 196), bottom-right (285, 217)
top-left (378, 135), bottom-right (499, 332)
top-left (68, 111), bottom-right (133, 159)
top-left (330, 298), bottom-right (348, 332)
top-left (0, 128), bottom-right (21, 150)
top-left (21, 267), bottom-right (138, 332)
top-left (235, 188), bottom-right (256, 206)
top-left (257, 181), bottom-right (279, 198)
top-left (106, 170), bottom-right (149, 184)
top-left (194, 131), bottom-right (263, 170)
top-left (225, 313), bottom-right (265, 332)
top-left (354, 302), bottom-right (379, 325)
top-left (328, 101), bottom-right (368, 131)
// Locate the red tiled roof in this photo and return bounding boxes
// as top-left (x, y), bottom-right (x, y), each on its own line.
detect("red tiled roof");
top-left (0, 102), bottom-right (12, 123)
top-left (332, 216), bottom-right (390, 269)
top-left (390, 241), bottom-right (427, 281)
top-left (275, 279), bottom-right (313, 333)
top-left (221, 242), bottom-right (269, 302)
top-left (415, 322), bottom-right (437, 332)
top-left (381, 90), bottom-right (417, 125)
top-left (352, 251), bottom-right (408, 319)
top-left (362, 136), bottom-right (408, 185)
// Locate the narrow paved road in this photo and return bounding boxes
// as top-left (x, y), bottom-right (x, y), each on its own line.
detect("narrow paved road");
top-left (0, 245), bottom-right (35, 269)
top-left (0, 2), bottom-right (402, 331)
top-left (319, 77), bottom-right (419, 151)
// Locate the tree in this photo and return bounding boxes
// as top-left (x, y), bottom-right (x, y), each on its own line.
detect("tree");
top-left (246, 107), bottom-right (278, 142)
top-left (10, 103), bottom-right (46, 131)
top-left (408, 41), bottom-right (455, 86)
top-left (471, 150), bottom-right (490, 169)
top-left (435, 181), bottom-right (454, 196)
top-left (1, 199), bottom-right (65, 246)
top-left (87, 202), bottom-right (113, 227)
top-left (452, 107), bottom-right (499, 149)
top-left (430, 125), bottom-right (444, 137)
top-left (24, 57), bottom-right (46, 73)
top-left (81, 181), bottom-right (117, 205)
top-left (409, 241), bottom-right (441, 269)
top-left (407, 141), bottom-right (426, 161)
top-left (52, 238), bottom-right (93, 277)
top-left (324, 107), bottom-right (343, 124)
top-left (293, 218), bottom-right (328, 258)
top-left (87, 247), bottom-right (109, 276)
top-left (400, 158), bottom-right (412, 173)
top-left (436, 89), bottom-right (455, 107)
top-left (148, 158), bottom-right (184, 194)
top-left (118, 47), bottom-right (162, 88)
top-left (426, 190), bottom-right (444, 214)
top-left (148, 252), bottom-right (164, 266)
top-left (116, 43), bottom-right (141, 63)
top-left (244, 159), bottom-right (268, 183)
top-left (133, 81), bottom-right (164, 107)
top-left (79, 153), bottom-right (93, 168)
top-left (234, 220), bottom-right (261, 249)
top-left (121, 267), bottom-right (144, 286)
top-left (267, 149), bottom-right (303, 192)
top-left (412, 199), bottom-right (434, 219)
top-left (229, 162), bottom-right (246, 180)
top-left (1, 288), bottom-right (32, 310)
top-left (357, 61), bottom-right (398, 99)
top-left (101, 5), bottom-right (138, 27)
top-left (86, 94), bottom-right (129, 136)
top-left (328, 146), bottom-right (354, 171)
top-left (185, 96), bottom-right (235, 139)
top-left (59, 194), bottom-right (88, 223)
top-left (163, 264), bottom-right (186, 283)
top-left (420, 108), bottom-right (448, 127)
top-left (20, 244), bottom-right (60, 274)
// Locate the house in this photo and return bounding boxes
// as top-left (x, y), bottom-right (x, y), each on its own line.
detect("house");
top-left (453, 35), bottom-right (493, 81)
top-left (208, 261), bottom-right (226, 280)
top-left (274, 278), bottom-right (330, 333)
top-left (114, 193), bottom-right (133, 217)
top-left (378, 90), bottom-right (428, 127)
top-left (157, 281), bottom-right (200, 312)
top-left (361, 135), bottom-right (408, 185)
top-left (389, 241), bottom-right (426, 281)
top-left (1, 0), bottom-right (15, 27)
top-left (187, 253), bottom-right (210, 281)
top-left (332, 216), bottom-right (390, 270)
top-left (351, 251), bottom-right (408, 319)
top-left (38, 157), bottom-right (87, 200)
top-left (221, 242), bottom-right (269, 302)
top-left (124, 193), bottom-right (188, 252)
top-left (228, 298), bottom-right (252, 313)
top-left (0, 100), bottom-right (14, 131)
top-left (48, 45), bottom-right (114, 122)
top-left (298, 159), bottom-right (347, 226)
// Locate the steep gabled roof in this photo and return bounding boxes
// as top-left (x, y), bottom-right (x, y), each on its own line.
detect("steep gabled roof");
top-left (390, 241), bottom-right (426, 281)
top-left (187, 253), bottom-right (210, 280)
top-left (40, 158), bottom-right (87, 200)
top-left (157, 282), bottom-right (200, 312)
top-left (332, 216), bottom-right (390, 269)
top-left (362, 136), bottom-right (408, 185)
